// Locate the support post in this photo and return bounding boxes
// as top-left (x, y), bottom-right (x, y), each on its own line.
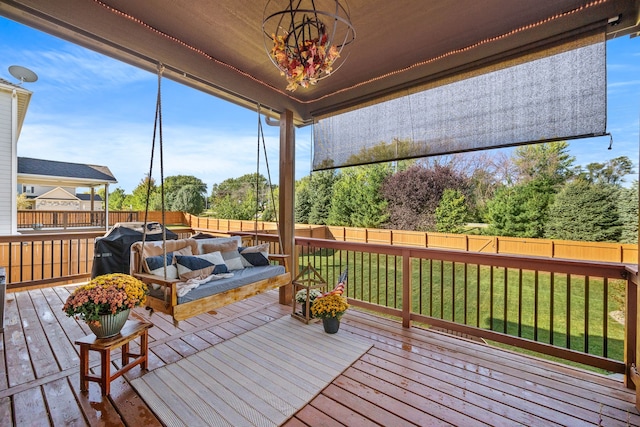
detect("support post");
top-left (279, 109), bottom-right (295, 305)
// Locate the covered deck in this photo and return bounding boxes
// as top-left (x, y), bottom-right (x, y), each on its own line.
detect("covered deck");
top-left (1, 286), bottom-right (637, 426)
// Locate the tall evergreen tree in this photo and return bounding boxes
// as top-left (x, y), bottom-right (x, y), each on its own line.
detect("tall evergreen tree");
top-left (327, 165), bottom-right (390, 227)
top-left (544, 179), bottom-right (621, 242)
top-left (435, 189), bottom-right (469, 233)
top-left (485, 179), bottom-right (553, 238)
top-left (618, 181), bottom-right (638, 244)
top-left (295, 175), bottom-right (312, 223)
top-left (308, 170), bottom-right (338, 225)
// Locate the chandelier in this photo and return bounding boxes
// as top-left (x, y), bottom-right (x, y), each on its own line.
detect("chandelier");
top-left (263, 0), bottom-right (355, 91)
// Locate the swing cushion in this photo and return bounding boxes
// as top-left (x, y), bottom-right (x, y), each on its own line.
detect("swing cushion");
top-left (239, 243), bottom-right (270, 267)
top-left (175, 264), bottom-right (286, 304)
top-left (202, 240), bottom-right (244, 271)
top-left (175, 252), bottom-right (229, 280)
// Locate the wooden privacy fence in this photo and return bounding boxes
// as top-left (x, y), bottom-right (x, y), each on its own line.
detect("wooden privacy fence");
top-left (184, 215), bottom-right (638, 264)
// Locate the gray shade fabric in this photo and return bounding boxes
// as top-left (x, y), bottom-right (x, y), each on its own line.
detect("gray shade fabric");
top-left (313, 32), bottom-right (606, 170)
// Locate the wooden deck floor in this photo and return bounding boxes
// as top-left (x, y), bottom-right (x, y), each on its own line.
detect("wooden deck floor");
top-left (1, 285), bottom-right (639, 426)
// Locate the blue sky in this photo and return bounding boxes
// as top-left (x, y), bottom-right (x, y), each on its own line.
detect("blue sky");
top-left (1, 17), bottom-right (638, 193)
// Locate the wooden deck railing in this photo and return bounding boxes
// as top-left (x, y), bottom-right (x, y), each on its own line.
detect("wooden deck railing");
top-left (290, 237), bottom-right (636, 378)
top-left (1, 229), bottom-right (636, 383)
top-left (17, 210), bottom-right (141, 229)
top-left (0, 231), bottom-right (104, 290)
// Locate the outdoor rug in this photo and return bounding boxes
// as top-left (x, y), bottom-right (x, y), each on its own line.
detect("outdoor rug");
top-left (130, 315), bottom-right (372, 427)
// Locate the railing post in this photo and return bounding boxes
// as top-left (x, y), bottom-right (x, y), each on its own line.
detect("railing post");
top-left (402, 249), bottom-right (411, 328)
top-left (626, 273), bottom-right (638, 390)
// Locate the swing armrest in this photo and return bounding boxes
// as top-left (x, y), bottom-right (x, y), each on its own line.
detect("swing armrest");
top-left (133, 272), bottom-right (180, 288)
top-left (269, 254), bottom-right (289, 271)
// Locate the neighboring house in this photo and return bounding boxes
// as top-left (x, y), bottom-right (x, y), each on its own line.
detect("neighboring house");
top-left (17, 157), bottom-right (117, 211)
top-left (0, 78), bottom-right (32, 235)
top-left (23, 186), bottom-right (104, 211)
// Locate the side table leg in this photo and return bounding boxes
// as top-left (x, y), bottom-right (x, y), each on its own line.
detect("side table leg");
top-left (122, 342), bottom-right (130, 366)
top-left (101, 349), bottom-right (111, 396)
top-left (140, 330), bottom-right (149, 370)
top-left (79, 344), bottom-right (89, 391)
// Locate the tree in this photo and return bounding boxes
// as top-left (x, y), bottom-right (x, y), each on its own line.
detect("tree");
top-left (544, 179), bottom-right (621, 242)
top-left (485, 179), bottom-right (554, 238)
top-left (308, 170), bottom-right (338, 225)
top-left (125, 175), bottom-right (161, 211)
top-left (261, 186), bottom-right (279, 221)
top-left (295, 175), bottom-right (312, 224)
top-left (435, 189), bottom-right (469, 233)
top-left (348, 164), bottom-right (390, 228)
top-left (210, 173), bottom-right (272, 220)
top-left (618, 181), bottom-right (638, 244)
top-left (172, 184), bottom-right (206, 215)
top-left (579, 156), bottom-right (634, 186)
top-left (16, 193), bottom-right (30, 209)
top-left (326, 171), bottom-right (354, 226)
top-left (513, 141), bottom-right (575, 187)
top-left (327, 164), bottom-right (390, 228)
top-left (164, 175), bottom-right (207, 210)
top-left (381, 164), bottom-right (469, 231)
top-left (106, 187), bottom-right (127, 210)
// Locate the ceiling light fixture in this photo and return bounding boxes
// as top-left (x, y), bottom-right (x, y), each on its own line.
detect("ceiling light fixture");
top-left (263, 0), bottom-right (355, 91)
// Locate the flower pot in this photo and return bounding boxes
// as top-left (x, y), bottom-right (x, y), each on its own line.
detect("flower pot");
top-left (322, 317), bottom-right (340, 334)
top-left (88, 309), bottom-right (130, 339)
top-left (301, 303), bottom-right (308, 318)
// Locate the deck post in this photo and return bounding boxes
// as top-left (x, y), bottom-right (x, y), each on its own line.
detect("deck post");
top-left (278, 109), bottom-right (295, 305)
top-left (629, 272), bottom-right (639, 392)
top-left (402, 249), bottom-right (411, 328)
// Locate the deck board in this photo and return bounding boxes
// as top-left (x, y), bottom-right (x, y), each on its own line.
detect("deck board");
top-left (0, 285), bottom-right (638, 426)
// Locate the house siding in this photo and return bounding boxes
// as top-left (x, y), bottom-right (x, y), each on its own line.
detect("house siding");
top-left (0, 91), bottom-right (13, 235)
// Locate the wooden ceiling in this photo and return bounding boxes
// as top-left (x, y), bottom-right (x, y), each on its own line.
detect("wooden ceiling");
top-left (1, 0), bottom-right (638, 124)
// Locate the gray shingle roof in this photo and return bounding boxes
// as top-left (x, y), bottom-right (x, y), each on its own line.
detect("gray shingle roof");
top-left (18, 157), bottom-right (117, 183)
top-left (76, 193), bottom-right (103, 201)
top-left (0, 77), bottom-right (21, 89)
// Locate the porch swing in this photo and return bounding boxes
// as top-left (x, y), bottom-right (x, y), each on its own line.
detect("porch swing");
top-left (130, 65), bottom-right (291, 323)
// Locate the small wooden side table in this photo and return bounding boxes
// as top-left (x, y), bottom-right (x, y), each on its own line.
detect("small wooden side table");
top-left (75, 318), bottom-right (153, 395)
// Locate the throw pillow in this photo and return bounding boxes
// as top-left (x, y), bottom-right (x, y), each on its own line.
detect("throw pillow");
top-left (202, 240), bottom-right (244, 271)
top-left (144, 252), bottom-right (178, 280)
top-left (175, 252), bottom-right (228, 280)
top-left (239, 243), bottom-right (270, 267)
top-left (194, 236), bottom-right (242, 255)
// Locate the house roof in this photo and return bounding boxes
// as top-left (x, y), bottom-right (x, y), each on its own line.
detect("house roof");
top-left (0, 1), bottom-right (637, 125)
top-left (76, 193), bottom-right (103, 202)
top-left (0, 77), bottom-right (33, 137)
top-left (17, 157), bottom-right (117, 187)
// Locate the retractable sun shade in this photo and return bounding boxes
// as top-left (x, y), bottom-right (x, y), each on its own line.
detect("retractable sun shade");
top-left (313, 31), bottom-right (606, 170)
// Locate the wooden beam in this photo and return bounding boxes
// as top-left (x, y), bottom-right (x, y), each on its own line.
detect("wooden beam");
top-left (279, 109), bottom-right (295, 305)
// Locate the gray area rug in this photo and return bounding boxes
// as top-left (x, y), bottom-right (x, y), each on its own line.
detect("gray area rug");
top-left (130, 315), bottom-right (372, 427)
